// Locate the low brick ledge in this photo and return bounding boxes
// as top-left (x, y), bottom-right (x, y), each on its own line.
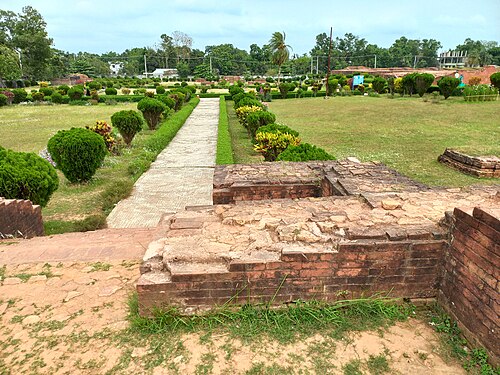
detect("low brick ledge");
top-left (137, 236), bottom-right (447, 315)
top-left (0, 197), bottom-right (44, 238)
top-left (438, 149), bottom-right (500, 178)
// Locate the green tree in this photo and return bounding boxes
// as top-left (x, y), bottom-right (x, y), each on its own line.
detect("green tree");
top-left (0, 44), bottom-right (21, 81)
top-left (0, 6), bottom-right (53, 79)
top-left (335, 33), bottom-right (368, 67)
top-left (309, 32), bottom-right (330, 73)
top-left (176, 61), bottom-right (190, 78)
top-left (70, 59), bottom-right (95, 76)
top-left (269, 31), bottom-right (291, 85)
top-left (455, 39), bottom-right (498, 66)
top-left (205, 44), bottom-right (249, 75)
top-left (249, 43), bottom-right (271, 75)
top-left (389, 37), bottom-right (421, 67)
top-left (418, 39), bottom-right (441, 67)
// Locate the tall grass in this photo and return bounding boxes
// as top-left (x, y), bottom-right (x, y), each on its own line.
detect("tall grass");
top-left (128, 293), bottom-right (412, 344)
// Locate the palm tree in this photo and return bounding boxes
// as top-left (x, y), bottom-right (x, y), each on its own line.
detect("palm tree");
top-left (269, 31), bottom-right (291, 86)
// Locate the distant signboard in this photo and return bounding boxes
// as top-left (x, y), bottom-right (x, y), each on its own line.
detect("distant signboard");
top-left (353, 75), bottom-right (364, 86)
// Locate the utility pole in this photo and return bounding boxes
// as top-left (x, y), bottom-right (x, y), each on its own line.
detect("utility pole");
top-left (325, 27), bottom-right (333, 97)
top-left (316, 56), bottom-right (319, 75)
top-left (374, 54), bottom-right (377, 69)
top-left (310, 56), bottom-right (313, 75)
top-left (144, 55), bottom-right (148, 76)
top-left (209, 56), bottom-right (212, 74)
top-left (15, 48), bottom-right (23, 77)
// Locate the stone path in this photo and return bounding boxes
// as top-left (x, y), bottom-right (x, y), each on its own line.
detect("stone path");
top-left (106, 98), bottom-right (220, 228)
top-left (0, 227), bottom-right (165, 265)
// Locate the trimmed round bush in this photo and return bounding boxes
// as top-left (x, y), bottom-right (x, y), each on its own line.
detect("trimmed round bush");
top-left (371, 77), bottom-right (386, 94)
top-left (137, 97), bottom-right (168, 130)
top-left (229, 85), bottom-right (244, 98)
top-left (155, 86), bottom-right (166, 94)
top-left (67, 86), bottom-right (84, 101)
top-left (0, 146), bottom-right (59, 206)
top-left (256, 123), bottom-right (299, 137)
top-left (438, 76), bottom-right (460, 99)
top-left (87, 81), bottom-right (102, 90)
top-left (0, 94), bottom-right (7, 106)
top-left (40, 87), bottom-right (54, 97)
top-left (246, 111), bottom-right (276, 138)
top-left (47, 128), bottom-right (107, 183)
top-left (57, 85), bottom-right (70, 95)
top-left (277, 143), bottom-right (335, 162)
top-left (105, 87), bottom-right (118, 95)
top-left (490, 72), bottom-right (500, 88)
top-left (110, 110), bottom-right (144, 145)
top-left (12, 88), bottom-right (28, 103)
top-left (31, 92), bottom-right (45, 101)
top-left (51, 92), bottom-right (63, 104)
top-left (168, 93), bottom-right (184, 111)
top-left (157, 95), bottom-right (176, 110)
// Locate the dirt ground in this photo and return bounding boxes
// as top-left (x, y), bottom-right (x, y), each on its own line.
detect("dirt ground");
top-left (0, 261), bottom-right (466, 374)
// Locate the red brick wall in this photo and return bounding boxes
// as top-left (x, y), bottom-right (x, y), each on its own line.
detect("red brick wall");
top-left (0, 198), bottom-right (44, 238)
top-left (138, 238), bottom-right (446, 315)
top-left (438, 149), bottom-right (500, 178)
top-left (439, 207), bottom-right (499, 366)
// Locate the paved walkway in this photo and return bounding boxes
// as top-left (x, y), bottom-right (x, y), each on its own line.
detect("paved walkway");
top-left (107, 98), bottom-right (220, 228)
top-left (0, 227), bottom-right (164, 265)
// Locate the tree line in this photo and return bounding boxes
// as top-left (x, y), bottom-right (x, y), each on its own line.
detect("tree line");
top-left (1, 6), bottom-right (499, 82)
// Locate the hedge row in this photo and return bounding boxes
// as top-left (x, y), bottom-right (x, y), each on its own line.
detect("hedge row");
top-left (127, 97), bottom-right (200, 178)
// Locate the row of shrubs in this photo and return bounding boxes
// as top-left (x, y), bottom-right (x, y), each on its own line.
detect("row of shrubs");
top-left (0, 83), bottom-right (197, 107)
top-left (228, 86), bottom-right (335, 162)
top-left (0, 89), bottom-right (193, 208)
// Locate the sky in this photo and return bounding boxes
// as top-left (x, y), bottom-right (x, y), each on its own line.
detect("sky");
top-left (3, 0), bottom-right (500, 55)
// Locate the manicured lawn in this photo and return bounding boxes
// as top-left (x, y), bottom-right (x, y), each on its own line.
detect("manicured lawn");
top-left (268, 96), bottom-right (500, 187)
top-left (0, 101), bottom-right (198, 233)
top-left (0, 103), bottom-right (136, 153)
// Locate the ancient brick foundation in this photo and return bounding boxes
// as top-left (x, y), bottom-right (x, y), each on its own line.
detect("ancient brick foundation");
top-left (213, 160), bottom-right (427, 204)
top-left (138, 160), bottom-right (499, 364)
top-left (439, 207), bottom-right (499, 366)
top-left (438, 149), bottom-right (500, 178)
top-left (0, 197), bottom-right (44, 238)
top-left (138, 237), bottom-right (446, 313)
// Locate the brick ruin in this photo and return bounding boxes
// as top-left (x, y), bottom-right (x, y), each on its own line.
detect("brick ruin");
top-left (137, 160), bottom-right (499, 364)
top-left (439, 149), bottom-right (500, 178)
top-left (439, 207), bottom-right (499, 365)
top-left (0, 197), bottom-right (44, 238)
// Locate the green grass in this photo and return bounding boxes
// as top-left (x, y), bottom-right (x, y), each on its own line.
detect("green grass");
top-left (216, 96), bottom-right (235, 164)
top-left (267, 95), bottom-right (500, 187)
top-left (226, 101), bottom-right (263, 164)
top-left (0, 103), bottom-right (136, 153)
top-left (0, 100), bottom-right (198, 234)
top-left (129, 293), bottom-right (411, 344)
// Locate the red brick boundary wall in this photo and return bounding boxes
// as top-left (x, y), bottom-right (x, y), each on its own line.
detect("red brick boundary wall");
top-left (138, 237), bottom-right (446, 314)
top-left (439, 207), bottom-right (499, 366)
top-left (0, 197), bottom-right (44, 238)
top-left (439, 149), bottom-right (500, 178)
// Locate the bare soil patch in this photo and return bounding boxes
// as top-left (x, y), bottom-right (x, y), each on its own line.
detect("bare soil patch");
top-left (0, 262), bottom-right (465, 374)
